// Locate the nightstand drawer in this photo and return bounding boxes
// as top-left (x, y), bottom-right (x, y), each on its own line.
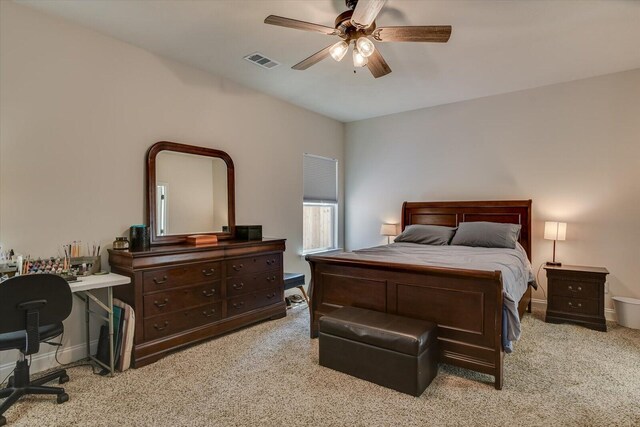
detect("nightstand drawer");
top-left (549, 296), bottom-right (599, 316)
top-left (549, 279), bottom-right (599, 299)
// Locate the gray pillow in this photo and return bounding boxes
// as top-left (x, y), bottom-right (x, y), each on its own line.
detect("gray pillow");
top-left (394, 224), bottom-right (457, 246)
top-left (450, 221), bottom-right (521, 249)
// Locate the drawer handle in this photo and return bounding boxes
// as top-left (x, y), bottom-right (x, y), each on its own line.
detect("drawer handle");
top-left (266, 259), bottom-right (276, 266)
top-left (266, 292), bottom-right (276, 299)
top-left (202, 268), bottom-right (216, 277)
top-left (153, 275), bottom-right (168, 285)
top-left (232, 282), bottom-right (244, 290)
top-left (567, 285), bottom-right (583, 292)
top-left (154, 298), bottom-right (169, 308)
top-left (202, 309), bottom-right (217, 318)
top-left (154, 321), bottom-right (169, 331)
top-left (568, 302), bottom-right (583, 309)
top-left (266, 275), bottom-right (277, 282)
top-left (202, 289), bottom-right (215, 297)
top-left (232, 263), bottom-right (244, 271)
top-left (232, 302), bottom-right (244, 309)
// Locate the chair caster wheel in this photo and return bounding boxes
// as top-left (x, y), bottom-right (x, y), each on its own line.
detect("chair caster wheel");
top-left (59, 374), bottom-right (70, 384)
top-left (7, 376), bottom-right (14, 387)
top-left (57, 393), bottom-right (69, 404)
top-left (0, 415), bottom-right (6, 426)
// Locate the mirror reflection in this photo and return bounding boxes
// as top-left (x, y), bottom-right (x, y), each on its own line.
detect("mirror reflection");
top-left (155, 151), bottom-right (228, 236)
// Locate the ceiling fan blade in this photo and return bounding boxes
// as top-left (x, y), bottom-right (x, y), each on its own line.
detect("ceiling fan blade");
top-left (265, 15), bottom-right (342, 36)
top-left (367, 49), bottom-right (392, 78)
top-left (351, 0), bottom-right (387, 29)
top-left (292, 45), bottom-right (334, 70)
top-left (373, 26), bottom-right (452, 43)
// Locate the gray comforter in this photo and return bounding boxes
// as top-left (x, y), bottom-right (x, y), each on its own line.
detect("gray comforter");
top-left (343, 243), bottom-right (535, 346)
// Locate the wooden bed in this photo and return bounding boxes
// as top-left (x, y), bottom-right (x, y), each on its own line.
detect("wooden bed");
top-left (306, 200), bottom-right (533, 390)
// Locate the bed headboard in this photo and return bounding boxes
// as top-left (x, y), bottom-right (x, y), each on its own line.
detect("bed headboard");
top-left (401, 200), bottom-right (532, 260)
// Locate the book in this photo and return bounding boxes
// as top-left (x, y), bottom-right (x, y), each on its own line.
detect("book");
top-left (95, 324), bottom-right (110, 370)
top-left (113, 305), bottom-right (124, 367)
top-left (186, 234), bottom-right (218, 245)
top-left (114, 298), bottom-right (135, 371)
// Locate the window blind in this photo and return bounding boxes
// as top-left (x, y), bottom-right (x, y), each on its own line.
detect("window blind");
top-left (303, 154), bottom-right (338, 203)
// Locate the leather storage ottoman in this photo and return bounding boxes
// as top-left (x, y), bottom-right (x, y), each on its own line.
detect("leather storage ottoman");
top-left (319, 306), bottom-right (438, 396)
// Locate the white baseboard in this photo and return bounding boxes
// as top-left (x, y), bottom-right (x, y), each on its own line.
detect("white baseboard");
top-left (0, 339), bottom-right (99, 382)
top-left (531, 298), bottom-right (617, 322)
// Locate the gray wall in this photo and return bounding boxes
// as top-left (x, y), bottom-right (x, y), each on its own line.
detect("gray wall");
top-left (345, 69), bottom-right (640, 309)
top-left (0, 2), bottom-right (344, 375)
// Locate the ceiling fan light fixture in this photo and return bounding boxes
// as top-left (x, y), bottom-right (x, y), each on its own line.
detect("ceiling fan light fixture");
top-left (356, 37), bottom-right (375, 57)
top-left (352, 47), bottom-right (368, 67)
top-left (264, 1), bottom-right (451, 79)
top-left (329, 40), bottom-right (349, 62)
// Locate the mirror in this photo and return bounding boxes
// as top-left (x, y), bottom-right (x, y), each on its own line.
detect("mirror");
top-left (156, 152), bottom-right (228, 235)
top-left (147, 142), bottom-right (235, 245)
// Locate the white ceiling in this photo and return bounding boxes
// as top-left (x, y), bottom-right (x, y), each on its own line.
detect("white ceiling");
top-left (17, 0), bottom-right (640, 122)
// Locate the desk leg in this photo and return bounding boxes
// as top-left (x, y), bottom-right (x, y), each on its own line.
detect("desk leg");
top-left (85, 293), bottom-right (91, 361)
top-left (108, 286), bottom-right (114, 377)
top-left (297, 285), bottom-right (310, 305)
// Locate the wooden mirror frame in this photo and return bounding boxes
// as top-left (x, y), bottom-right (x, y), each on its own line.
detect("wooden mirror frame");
top-left (146, 141), bottom-right (235, 245)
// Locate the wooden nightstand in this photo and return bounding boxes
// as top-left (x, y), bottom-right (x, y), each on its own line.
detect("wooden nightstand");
top-left (545, 265), bottom-right (609, 331)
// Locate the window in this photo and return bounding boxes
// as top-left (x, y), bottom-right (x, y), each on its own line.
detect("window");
top-left (303, 203), bottom-right (337, 253)
top-left (303, 154), bottom-right (338, 254)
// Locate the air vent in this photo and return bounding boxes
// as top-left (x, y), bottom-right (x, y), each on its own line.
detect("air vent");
top-left (243, 52), bottom-right (280, 69)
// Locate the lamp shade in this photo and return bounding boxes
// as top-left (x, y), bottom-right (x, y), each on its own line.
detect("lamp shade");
top-left (329, 40), bottom-right (348, 62)
top-left (380, 223), bottom-right (398, 236)
top-left (352, 48), bottom-right (368, 67)
top-left (544, 221), bottom-right (567, 241)
top-left (356, 37), bottom-right (375, 57)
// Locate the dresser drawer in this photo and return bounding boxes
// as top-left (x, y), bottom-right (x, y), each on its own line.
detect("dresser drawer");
top-left (144, 302), bottom-right (222, 341)
top-left (549, 296), bottom-right (599, 316)
top-left (549, 279), bottom-right (599, 299)
top-left (227, 287), bottom-right (282, 316)
top-left (143, 281), bottom-right (221, 318)
top-left (226, 254), bottom-right (281, 277)
top-left (143, 261), bottom-right (221, 293)
top-left (226, 271), bottom-right (280, 297)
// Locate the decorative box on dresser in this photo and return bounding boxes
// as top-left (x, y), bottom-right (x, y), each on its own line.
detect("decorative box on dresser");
top-left (108, 238), bottom-right (286, 367)
top-left (545, 265), bottom-right (609, 332)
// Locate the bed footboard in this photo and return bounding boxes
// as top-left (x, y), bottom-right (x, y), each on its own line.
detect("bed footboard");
top-left (307, 255), bottom-right (506, 390)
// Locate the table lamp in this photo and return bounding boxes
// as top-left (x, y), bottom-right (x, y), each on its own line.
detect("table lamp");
top-left (544, 221), bottom-right (567, 266)
top-left (380, 223), bottom-right (399, 244)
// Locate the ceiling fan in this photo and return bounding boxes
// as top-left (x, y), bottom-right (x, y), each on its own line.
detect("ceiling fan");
top-left (264, 0), bottom-right (452, 78)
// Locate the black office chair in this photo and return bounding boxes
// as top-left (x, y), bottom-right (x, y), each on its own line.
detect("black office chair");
top-left (0, 274), bottom-right (73, 426)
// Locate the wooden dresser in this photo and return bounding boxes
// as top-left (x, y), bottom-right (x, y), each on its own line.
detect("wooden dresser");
top-left (545, 264), bottom-right (609, 332)
top-left (108, 238), bottom-right (286, 367)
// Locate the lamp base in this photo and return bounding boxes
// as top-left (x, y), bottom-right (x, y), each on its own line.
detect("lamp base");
top-left (546, 261), bottom-right (562, 267)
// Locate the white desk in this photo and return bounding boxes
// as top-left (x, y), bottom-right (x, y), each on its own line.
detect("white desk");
top-left (70, 273), bottom-right (130, 376)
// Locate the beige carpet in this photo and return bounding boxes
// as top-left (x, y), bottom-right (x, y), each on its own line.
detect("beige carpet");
top-left (2, 307), bottom-right (639, 427)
